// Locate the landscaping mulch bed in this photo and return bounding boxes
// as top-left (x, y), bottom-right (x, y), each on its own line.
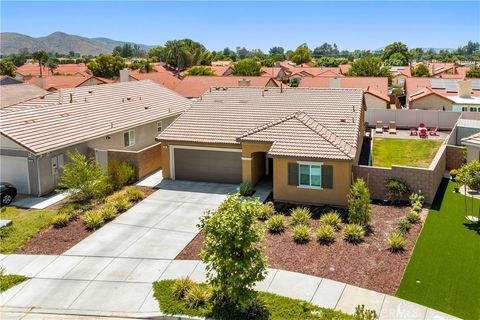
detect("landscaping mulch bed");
top-left (176, 203), bottom-right (424, 295)
top-left (15, 186), bottom-right (156, 255)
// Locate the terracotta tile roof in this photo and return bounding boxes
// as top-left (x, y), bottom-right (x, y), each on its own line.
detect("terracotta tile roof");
top-left (289, 67), bottom-right (343, 78)
top-left (158, 87), bottom-right (363, 160)
top-left (212, 61), bottom-right (234, 67)
top-left (391, 66), bottom-right (411, 77)
top-left (298, 77), bottom-right (389, 101)
top-left (0, 80), bottom-right (191, 154)
top-left (238, 111), bottom-right (356, 159)
top-left (129, 72), bottom-right (181, 91)
top-left (260, 67), bottom-right (285, 78)
top-left (16, 63), bottom-right (90, 77)
top-left (405, 78), bottom-right (480, 102)
top-left (173, 76), bottom-right (277, 98)
top-left (0, 84), bottom-right (48, 109)
top-left (439, 67), bottom-right (468, 79)
top-left (24, 75), bottom-right (106, 91)
top-left (339, 64), bottom-right (351, 75)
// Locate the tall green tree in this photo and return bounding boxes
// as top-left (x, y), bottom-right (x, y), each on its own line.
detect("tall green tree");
top-left (232, 58), bottom-right (261, 76)
top-left (382, 42), bottom-right (409, 62)
top-left (346, 56), bottom-right (392, 84)
top-left (466, 65), bottom-right (480, 78)
top-left (387, 52), bottom-right (409, 66)
top-left (87, 54), bottom-right (126, 78)
top-left (315, 56), bottom-right (348, 67)
top-left (31, 50), bottom-right (49, 77)
top-left (411, 64), bottom-right (431, 77)
top-left (199, 194), bottom-right (267, 306)
top-left (45, 58), bottom-right (59, 75)
top-left (0, 60), bottom-right (16, 77)
top-left (148, 46), bottom-right (165, 62)
top-left (290, 44), bottom-right (312, 65)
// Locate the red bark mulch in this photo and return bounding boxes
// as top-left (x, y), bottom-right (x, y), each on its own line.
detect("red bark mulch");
top-left (15, 186), bottom-right (156, 255)
top-left (175, 204), bottom-right (424, 295)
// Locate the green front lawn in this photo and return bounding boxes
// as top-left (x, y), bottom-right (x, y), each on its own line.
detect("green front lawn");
top-left (396, 179), bottom-right (480, 320)
top-left (0, 206), bottom-right (58, 254)
top-left (153, 280), bottom-right (356, 320)
top-left (372, 138), bottom-right (443, 168)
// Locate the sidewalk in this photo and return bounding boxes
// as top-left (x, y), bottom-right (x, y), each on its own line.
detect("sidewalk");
top-left (0, 255), bottom-right (458, 320)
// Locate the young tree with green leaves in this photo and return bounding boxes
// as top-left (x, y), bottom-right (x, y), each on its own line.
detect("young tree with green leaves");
top-left (346, 56), bottom-right (392, 84)
top-left (347, 178), bottom-right (372, 226)
top-left (387, 52), bottom-right (409, 66)
top-left (232, 58), bottom-right (261, 76)
top-left (0, 60), bottom-right (16, 77)
top-left (45, 58), bottom-right (59, 75)
top-left (382, 42), bottom-right (409, 62)
top-left (184, 66), bottom-right (216, 76)
top-left (466, 65), bottom-right (480, 78)
top-left (290, 44), bottom-right (312, 65)
top-left (198, 194), bottom-right (267, 307)
top-left (58, 151), bottom-right (106, 202)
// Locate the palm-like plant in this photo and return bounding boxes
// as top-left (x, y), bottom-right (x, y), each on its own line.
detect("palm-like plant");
top-left (32, 51), bottom-right (49, 77)
top-left (164, 41), bottom-right (191, 76)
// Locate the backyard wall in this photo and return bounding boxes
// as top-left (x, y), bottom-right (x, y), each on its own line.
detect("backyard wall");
top-left (365, 109), bottom-right (461, 130)
top-left (107, 143), bottom-right (162, 179)
top-left (353, 143), bottom-right (447, 204)
top-left (446, 145), bottom-right (465, 170)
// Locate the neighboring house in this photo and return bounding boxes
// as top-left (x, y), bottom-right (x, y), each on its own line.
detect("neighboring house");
top-left (390, 66), bottom-right (411, 87)
top-left (406, 78), bottom-right (480, 110)
top-left (16, 63), bottom-right (90, 80)
top-left (211, 61), bottom-right (233, 67)
top-left (288, 67), bottom-right (344, 84)
top-left (260, 67), bottom-right (288, 80)
top-left (157, 87), bottom-right (365, 207)
top-left (0, 80), bottom-right (191, 196)
top-left (461, 132), bottom-right (480, 162)
top-left (298, 77), bottom-right (389, 109)
top-left (24, 75), bottom-right (111, 91)
top-left (0, 84), bottom-right (48, 109)
top-left (0, 76), bottom-right (23, 86)
top-left (173, 76), bottom-right (278, 99)
top-left (127, 71), bottom-right (182, 92)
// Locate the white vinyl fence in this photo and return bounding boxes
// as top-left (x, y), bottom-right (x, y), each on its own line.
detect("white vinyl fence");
top-left (365, 109), bottom-right (461, 130)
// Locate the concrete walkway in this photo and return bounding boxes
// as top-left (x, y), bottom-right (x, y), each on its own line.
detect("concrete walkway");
top-left (0, 255), bottom-right (457, 319)
top-left (11, 192), bottom-right (69, 210)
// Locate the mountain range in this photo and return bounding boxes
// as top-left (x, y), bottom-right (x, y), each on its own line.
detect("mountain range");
top-left (0, 32), bottom-right (154, 56)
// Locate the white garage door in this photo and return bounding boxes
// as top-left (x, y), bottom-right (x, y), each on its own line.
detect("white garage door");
top-left (0, 155), bottom-right (30, 194)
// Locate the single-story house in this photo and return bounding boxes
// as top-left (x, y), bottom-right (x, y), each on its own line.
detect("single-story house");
top-left (461, 132), bottom-right (480, 163)
top-left (127, 71), bottom-right (182, 92)
top-left (15, 63), bottom-right (91, 80)
top-left (298, 77), bottom-right (389, 109)
top-left (157, 87), bottom-right (365, 206)
top-left (172, 76), bottom-right (278, 99)
top-left (1, 84), bottom-right (48, 109)
top-left (0, 80), bottom-right (191, 196)
top-left (406, 78), bottom-right (480, 110)
top-left (25, 75), bottom-right (111, 91)
top-left (390, 66), bottom-right (411, 87)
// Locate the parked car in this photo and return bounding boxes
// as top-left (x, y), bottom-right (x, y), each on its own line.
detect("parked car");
top-left (0, 183), bottom-right (17, 205)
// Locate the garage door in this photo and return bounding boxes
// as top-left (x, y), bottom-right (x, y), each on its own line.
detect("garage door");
top-left (0, 155), bottom-right (30, 194)
top-left (174, 148), bottom-right (242, 184)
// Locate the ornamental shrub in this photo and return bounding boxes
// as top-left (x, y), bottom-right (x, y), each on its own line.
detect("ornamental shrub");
top-left (291, 207), bottom-right (311, 226)
top-left (355, 304), bottom-right (378, 320)
top-left (347, 178), bottom-right (371, 226)
top-left (99, 204), bottom-right (117, 221)
top-left (388, 232), bottom-right (407, 252)
top-left (397, 218), bottom-right (411, 234)
top-left (316, 224), bottom-right (336, 244)
top-left (239, 182), bottom-right (254, 196)
top-left (198, 194), bottom-right (267, 306)
top-left (407, 210), bottom-right (421, 224)
top-left (83, 211), bottom-right (104, 230)
top-left (265, 215), bottom-right (286, 233)
top-left (107, 159), bottom-right (137, 191)
top-left (292, 225), bottom-right (310, 244)
top-left (257, 202), bottom-right (275, 221)
top-left (109, 194), bottom-right (131, 212)
top-left (125, 186), bottom-right (144, 202)
top-left (343, 224), bottom-right (365, 244)
top-left (386, 179), bottom-right (410, 204)
top-left (52, 213), bottom-right (70, 228)
top-left (409, 192), bottom-right (425, 207)
top-left (184, 284), bottom-right (212, 309)
top-left (319, 212), bottom-right (342, 230)
top-left (172, 277), bottom-right (195, 300)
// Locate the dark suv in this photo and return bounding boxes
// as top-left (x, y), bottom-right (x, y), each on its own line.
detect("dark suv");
top-left (0, 183), bottom-right (17, 205)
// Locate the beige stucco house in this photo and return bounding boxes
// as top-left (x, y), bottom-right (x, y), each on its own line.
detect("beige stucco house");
top-left (157, 87), bottom-right (365, 207)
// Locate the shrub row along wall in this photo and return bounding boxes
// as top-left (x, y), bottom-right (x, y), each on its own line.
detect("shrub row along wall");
top-left (107, 143), bottom-right (162, 179)
top-left (353, 144), bottom-right (447, 204)
top-left (365, 109), bottom-right (461, 130)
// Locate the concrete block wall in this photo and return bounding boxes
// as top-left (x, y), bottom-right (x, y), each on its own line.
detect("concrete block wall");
top-left (107, 143), bottom-right (162, 179)
top-left (446, 145), bottom-right (465, 170)
top-left (353, 144), bottom-right (447, 204)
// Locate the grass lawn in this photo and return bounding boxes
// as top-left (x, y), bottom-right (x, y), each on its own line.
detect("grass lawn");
top-left (153, 280), bottom-right (356, 320)
top-left (396, 179), bottom-right (480, 320)
top-left (372, 138), bottom-right (443, 168)
top-left (0, 274), bottom-right (27, 292)
top-left (0, 206), bottom-right (58, 254)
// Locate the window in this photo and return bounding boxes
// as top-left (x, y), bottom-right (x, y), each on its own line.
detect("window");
top-left (157, 120), bottom-right (163, 132)
top-left (123, 130), bottom-right (135, 147)
top-left (299, 164), bottom-right (321, 188)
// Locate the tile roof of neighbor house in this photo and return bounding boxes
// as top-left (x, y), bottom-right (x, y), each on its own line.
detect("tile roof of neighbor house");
top-left (289, 67), bottom-right (344, 77)
top-left (158, 87), bottom-right (363, 160)
top-left (211, 61), bottom-right (234, 67)
top-left (390, 66), bottom-right (412, 77)
top-left (0, 80), bottom-right (191, 154)
top-left (439, 66), bottom-right (469, 79)
top-left (16, 63), bottom-right (90, 77)
top-left (0, 84), bottom-right (48, 109)
top-left (129, 72), bottom-right (182, 91)
top-left (24, 75), bottom-right (108, 91)
top-left (298, 77), bottom-right (389, 101)
top-left (180, 65), bottom-right (233, 77)
top-left (406, 78), bottom-right (480, 102)
top-left (260, 67), bottom-right (285, 78)
top-left (173, 76), bottom-right (278, 98)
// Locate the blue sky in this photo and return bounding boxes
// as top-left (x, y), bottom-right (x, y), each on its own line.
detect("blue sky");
top-left (1, 1), bottom-right (479, 51)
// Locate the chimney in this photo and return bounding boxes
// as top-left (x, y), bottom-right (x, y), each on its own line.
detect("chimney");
top-left (120, 68), bottom-right (130, 82)
top-left (238, 78), bottom-right (251, 87)
top-left (35, 77), bottom-right (45, 89)
top-left (458, 79), bottom-right (472, 98)
top-left (431, 63), bottom-right (435, 76)
top-left (330, 78), bottom-right (341, 88)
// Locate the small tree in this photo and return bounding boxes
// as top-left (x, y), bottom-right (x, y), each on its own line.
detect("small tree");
top-left (0, 60), bottom-right (16, 77)
top-left (386, 179), bottom-right (410, 204)
top-left (457, 160), bottom-right (480, 219)
top-left (58, 151), bottom-right (106, 201)
top-left (347, 178), bottom-right (372, 226)
top-left (232, 58), bottom-right (261, 76)
top-left (466, 65), bottom-right (480, 78)
top-left (199, 194), bottom-right (267, 307)
top-left (411, 64), bottom-right (431, 77)
top-left (185, 66), bottom-right (216, 76)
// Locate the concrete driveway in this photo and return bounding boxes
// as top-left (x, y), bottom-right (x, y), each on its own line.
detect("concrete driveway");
top-left (64, 180), bottom-right (237, 259)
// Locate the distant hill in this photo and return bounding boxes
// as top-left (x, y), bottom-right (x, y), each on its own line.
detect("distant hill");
top-left (0, 32), bottom-right (154, 56)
